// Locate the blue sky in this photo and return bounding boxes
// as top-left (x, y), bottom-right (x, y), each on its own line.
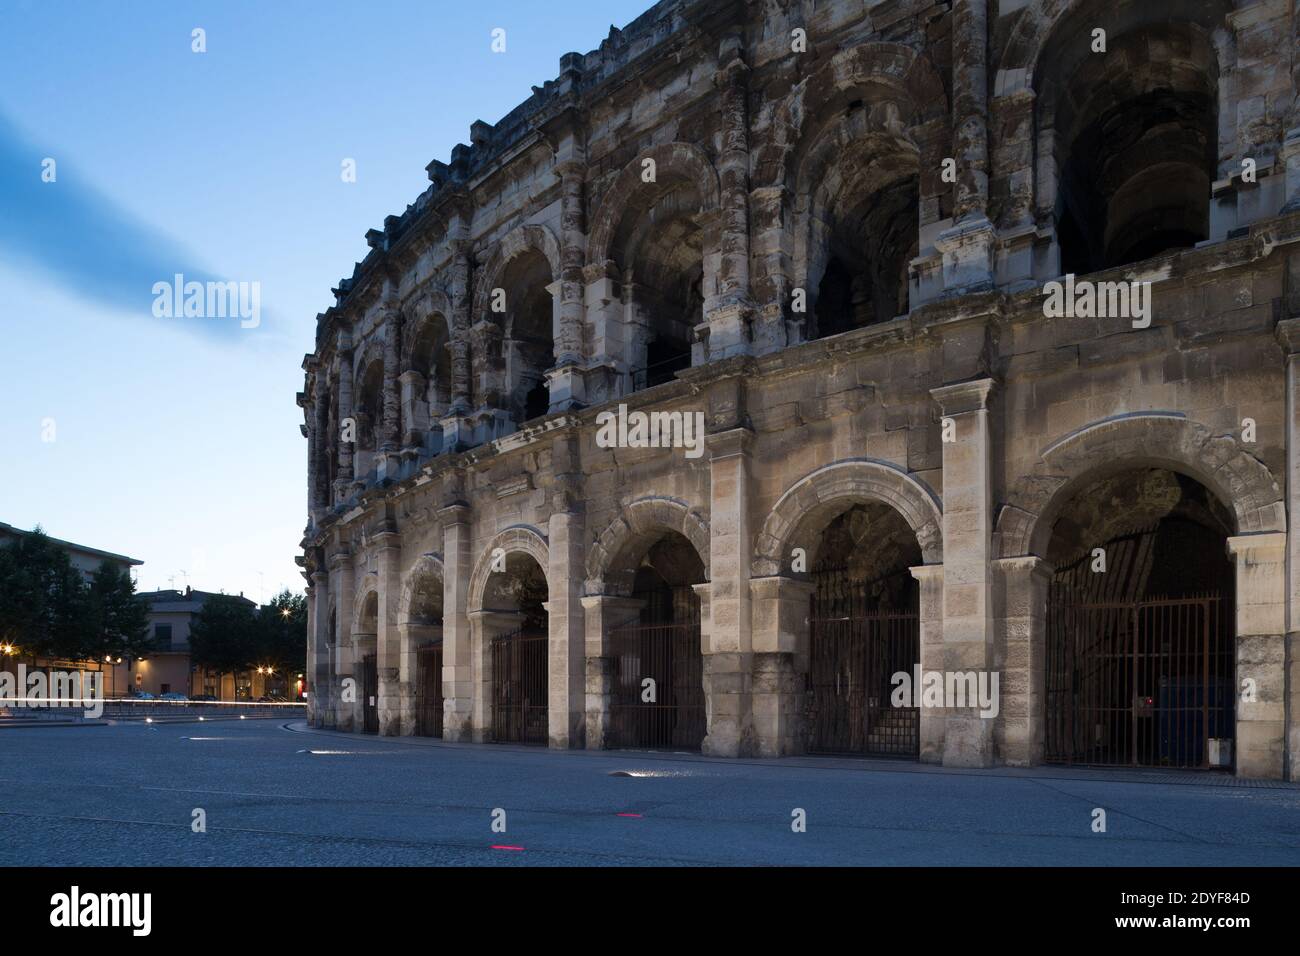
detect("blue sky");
top-left (0, 0), bottom-right (650, 602)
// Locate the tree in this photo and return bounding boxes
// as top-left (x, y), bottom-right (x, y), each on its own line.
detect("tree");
top-left (0, 528), bottom-right (92, 661)
top-left (189, 594), bottom-right (260, 693)
top-left (86, 563), bottom-right (150, 661)
top-left (254, 589), bottom-right (307, 693)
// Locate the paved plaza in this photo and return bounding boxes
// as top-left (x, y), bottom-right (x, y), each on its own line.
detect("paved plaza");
top-left (1, 719), bottom-right (1297, 866)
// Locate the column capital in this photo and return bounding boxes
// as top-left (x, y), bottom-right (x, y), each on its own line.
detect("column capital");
top-left (1274, 317), bottom-right (1300, 355)
top-left (438, 502), bottom-right (472, 524)
top-left (931, 377), bottom-right (998, 415)
top-left (554, 159), bottom-right (586, 180)
top-left (373, 529), bottom-right (403, 551)
top-left (992, 555), bottom-right (1055, 580)
top-left (326, 550), bottom-right (353, 572)
top-left (704, 426), bottom-right (753, 460)
top-left (578, 594), bottom-right (645, 612)
top-left (748, 575), bottom-right (816, 600)
top-left (908, 564), bottom-right (945, 585)
top-left (1226, 532), bottom-right (1288, 562)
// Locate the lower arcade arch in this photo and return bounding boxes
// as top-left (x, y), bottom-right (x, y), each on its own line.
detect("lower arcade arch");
top-left (1042, 467), bottom-right (1235, 769)
top-left (605, 531), bottom-right (707, 751)
top-left (802, 501), bottom-right (924, 757)
top-left (402, 562), bottom-right (445, 738)
top-left (480, 552), bottom-right (549, 746)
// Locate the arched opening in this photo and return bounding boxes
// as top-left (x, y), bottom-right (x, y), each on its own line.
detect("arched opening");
top-left (406, 315), bottom-right (451, 452)
top-left (354, 358), bottom-right (384, 479)
top-left (1044, 467), bottom-right (1235, 769)
top-left (407, 568), bottom-right (444, 739)
top-left (1037, 12), bottom-right (1221, 273)
top-left (610, 182), bottom-right (704, 390)
top-left (482, 552), bottom-right (549, 745)
top-left (607, 531), bottom-right (707, 751)
top-left (805, 502), bottom-right (923, 756)
top-left (803, 107), bottom-right (919, 339)
top-left (357, 591), bottom-right (379, 735)
top-left (498, 250), bottom-right (556, 424)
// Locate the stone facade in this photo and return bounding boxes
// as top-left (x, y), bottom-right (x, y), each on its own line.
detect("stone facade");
top-left (299, 0), bottom-right (1300, 780)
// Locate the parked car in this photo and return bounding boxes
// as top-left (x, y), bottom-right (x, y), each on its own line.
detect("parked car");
top-left (132, 692), bottom-right (156, 700)
top-left (191, 694), bottom-right (216, 702)
top-left (159, 692), bottom-right (188, 701)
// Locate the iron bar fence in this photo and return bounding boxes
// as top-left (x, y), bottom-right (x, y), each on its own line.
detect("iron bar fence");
top-left (1045, 591), bottom-right (1232, 768)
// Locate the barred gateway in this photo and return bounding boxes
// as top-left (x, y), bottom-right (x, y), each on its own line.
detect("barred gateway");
top-left (299, 0), bottom-right (1300, 780)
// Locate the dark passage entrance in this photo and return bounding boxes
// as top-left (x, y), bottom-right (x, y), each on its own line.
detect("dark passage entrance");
top-left (805, 503), bottom-right (922, 757)
top-left (1043, 469), bottom-right (1236, 769)
top-left (491, 628), bottom-right (547, 745)
top-left (609, 584), bottom-right (705, 750)
top-left (359, 652), bottom-right (378, 735)
top-left (415, 642), bottom-right (443, 738)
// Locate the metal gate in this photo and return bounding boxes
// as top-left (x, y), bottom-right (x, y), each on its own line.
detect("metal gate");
top-left (491, 628), bottom-right (547, 745)
top-left (415, 642), bottom-right (443, 738)
top-left (609, 621), bottom-right (705, 750)
top-left (808, 607), bottom-right (919, 756)
top-left (1045, 592), bottom-right (1233, 768)
top-left (359, 652), bottom-right (378, 735)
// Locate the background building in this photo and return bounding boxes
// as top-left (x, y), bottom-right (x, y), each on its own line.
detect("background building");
top-left (136, 588), bottom-right (271, 698)
top-left (300, 0), bottom-right (1300, 780)
top-left (0, 521), bottom-right (141, 583)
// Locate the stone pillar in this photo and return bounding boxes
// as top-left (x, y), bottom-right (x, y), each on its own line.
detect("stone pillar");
top-left (375, 530), bottom-right (403, 736)
top-left (555, 161), bottom-right (587, 368)
top-left (909, 564), bottom-right (946, 763)
top-left (1228, 533), bottom-right (1288, 779)
top-left (581, 595), bottom-right (643, 750)
top-left (313, 390), bottom-right (330, 511)
top-left (749, 576), bottom-right (814, 757)
top-left (936, 0), bottom-right (994, 292)
top-left (748, 185), bottom-right (792, 352)
top-left (930, 378), bottom-right (997, 767)
top-left (449, 241), bottom-right (473, 413)
top-left (1282, 318), bottom-right (1300, 780)
top-left (1284, 0), bottom-right (1300, 211)
top-left (329, 551), bottom-right (356, 732)
top-left (440, 504), bottom-right (474, 741)
top-left (309, 570), bottom-right (329, 727)
top-left (706, 38), bottom-right (752, 360)
top-left (380, 308), bottom-right (401, 455)
top-left (334, 330), bottom-right (355, 500)
top-left (397, 622), bottom-right (417, 736)
top-left (582, 260), bottom-right (627, 403)
top-left (399, 370), bottom-right (427, 450)
top-left (702, 428), bottom-right (754, 756)
top-left (992, 556), bottom-right (1051, 766)
top-left (547, 509), bottom-right (586, 748)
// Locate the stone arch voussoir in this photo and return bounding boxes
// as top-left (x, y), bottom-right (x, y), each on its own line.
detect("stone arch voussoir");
top-left (467, 524), bottom-right (550, 613)
top-left (752, 459), bottom-right (944, 577)
top-left (397, 552), bottom-right (445, 625)
top-left (994, 413), bottom-right (1285, 559)
top-left (585, 496), bottom-right (711, 596)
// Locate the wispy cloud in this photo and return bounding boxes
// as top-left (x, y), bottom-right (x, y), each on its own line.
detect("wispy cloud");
top-left (0, 111), bottom-right (266, 339)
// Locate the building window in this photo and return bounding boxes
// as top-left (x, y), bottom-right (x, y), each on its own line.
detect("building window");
top-left (154, 624), bottom-right (172, 649)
